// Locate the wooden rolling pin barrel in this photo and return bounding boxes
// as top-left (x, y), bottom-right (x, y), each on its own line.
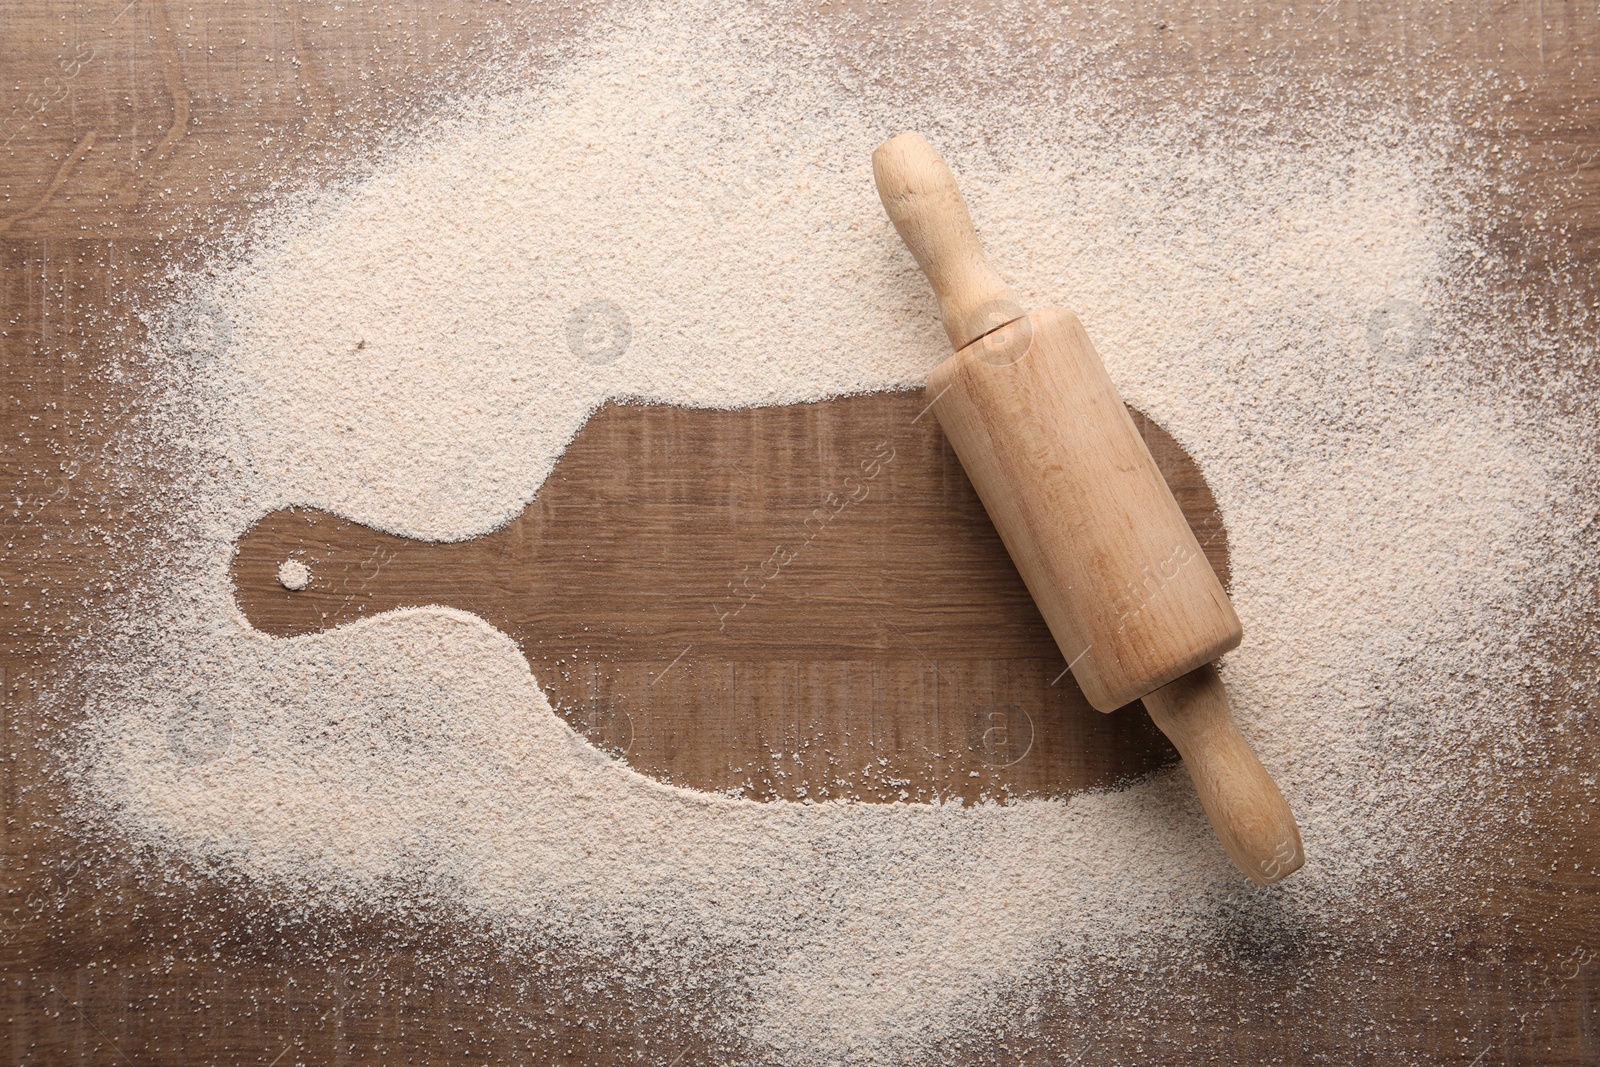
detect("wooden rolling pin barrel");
top-left (874, 133), bottom-right (1304, 885)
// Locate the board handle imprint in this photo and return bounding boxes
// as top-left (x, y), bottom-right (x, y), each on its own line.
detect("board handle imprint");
top-left (1142, 665), bottom-right (1305, 886)
top-left (872, 132), bottom-right (1024, 350)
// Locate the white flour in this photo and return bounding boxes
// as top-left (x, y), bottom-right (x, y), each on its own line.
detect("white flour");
top-left (275, 558), bottom-right (310, 591)
top-left (78, 1), bottom-right (1593, 1063)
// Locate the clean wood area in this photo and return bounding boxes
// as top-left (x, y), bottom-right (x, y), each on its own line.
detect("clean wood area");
top-left (232, 392), bottom-right (1225, 802)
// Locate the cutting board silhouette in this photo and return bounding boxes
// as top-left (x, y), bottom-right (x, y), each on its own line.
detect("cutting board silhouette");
top-left (232, 390), bottom-right (1229, 803)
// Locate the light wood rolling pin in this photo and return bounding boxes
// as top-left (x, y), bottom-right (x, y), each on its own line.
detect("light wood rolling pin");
top-left (874, 132), bottom-right (1304, 885)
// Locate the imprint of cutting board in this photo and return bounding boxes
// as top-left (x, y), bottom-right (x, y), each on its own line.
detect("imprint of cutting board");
top-left (232, 390), bottom-right (1229, 803)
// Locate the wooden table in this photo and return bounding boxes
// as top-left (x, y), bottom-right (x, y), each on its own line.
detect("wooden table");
top-left (3, 2), bottom-right (1597, 1063)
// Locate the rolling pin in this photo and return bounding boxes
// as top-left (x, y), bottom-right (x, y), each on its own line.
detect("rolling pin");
top-left (874, 133), bottom-right (1304, 885)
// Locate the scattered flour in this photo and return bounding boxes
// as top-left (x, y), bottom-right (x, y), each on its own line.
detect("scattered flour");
top-left (275, 558), bottom-right (310, 592)
top-left (77, 0), bottom-right (1594, 1062)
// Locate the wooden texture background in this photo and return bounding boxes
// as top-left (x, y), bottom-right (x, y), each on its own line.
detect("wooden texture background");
top-left (228, 394), bottom-right (1228, 803)
top-left (2, 1), bottom-right (1598, 1064)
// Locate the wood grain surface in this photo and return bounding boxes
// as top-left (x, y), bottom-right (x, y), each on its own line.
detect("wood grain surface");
top-left (3, 2), bottom-right (1598, 1065)
top-left (230, 393), bottom-right (1226, 803)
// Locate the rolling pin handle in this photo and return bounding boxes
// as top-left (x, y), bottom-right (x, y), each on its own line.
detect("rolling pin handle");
top-left (872, 132), bottom-right (1024, 351)
top-left (1142, 664), bottom-right (1305, 886)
